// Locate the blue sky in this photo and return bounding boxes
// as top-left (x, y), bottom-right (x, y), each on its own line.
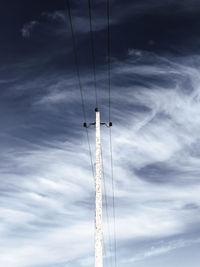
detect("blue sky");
top-left (1, 0), bottom-right (200, 266)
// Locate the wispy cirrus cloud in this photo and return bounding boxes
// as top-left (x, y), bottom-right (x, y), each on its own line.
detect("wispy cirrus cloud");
top-left (2, 48), bottom-right (200, 267)
top-left (125, 238), bottom-right (200, 264)
top-left (41, 10), bottom-right (66, 22)
top-left (20, 7), bottom-right (116, 40)
top-left (21, 21), bottom-right (39, 38)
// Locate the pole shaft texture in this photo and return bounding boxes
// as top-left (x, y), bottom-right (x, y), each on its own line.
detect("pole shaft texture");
top-left (95, 111), bottom-right (103, 267)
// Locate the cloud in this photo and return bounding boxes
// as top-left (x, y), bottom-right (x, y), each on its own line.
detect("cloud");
top-left (126, 238), bottom-right (200, 263)
top-left (20, 11), bottom-right (67, 40)
top-left (0, 141), bottom-right (95, 266)
top-left (2, 43), bottom-right (200, 267)
top-left (114, 0), bottom-right (200, 18)
top-left (21, 21), bottom-right (39, 38)
top-left (42, 10), bottom-right (112, 33)
top-left (21, 7), bottom-right (116, 41)
top-left (41, 11), bottom-right (66, 22)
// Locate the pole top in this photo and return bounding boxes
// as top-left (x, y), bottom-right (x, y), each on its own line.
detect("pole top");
top-left (95, 107), bottom-right (98, 112)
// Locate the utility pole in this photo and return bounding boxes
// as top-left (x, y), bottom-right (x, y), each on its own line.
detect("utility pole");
top-left (84, 108), bottom-right (112, 267)
top-left (95, 107), bottom-right (103, 267)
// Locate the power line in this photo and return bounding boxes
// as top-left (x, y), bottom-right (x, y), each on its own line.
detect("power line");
top-left (106, 0), bottom-right (111, 123)
top-left (88, 0), bottom-right (98, 108)
top-left (86, 129), bottom-right (95, 179)
top-left (103, 236), bottom-right (109, 267)
top-left (109, 127), bottom-right (117, 267)
top-left (101, 147), bottom-right (113, 267)
top-left (66, 0), bottom-right (86, 122)
top-left (106, 1), bottom-right (117, 267)
top-left (66, 0), bottom-right (94, 179)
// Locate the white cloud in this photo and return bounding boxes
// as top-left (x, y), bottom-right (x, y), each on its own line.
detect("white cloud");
top-left (21, 8), bottom-right (116, 40)
top-left (21, 21), bottom-right (39, 38)
top-left (2, 52), bottom-right (200, 266)
top-left (125, 238), bottom-right (200, 263)
top-left (42, 11), bottom-right (66, 22)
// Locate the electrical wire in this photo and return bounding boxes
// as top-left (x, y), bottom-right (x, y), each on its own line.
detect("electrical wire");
top-left (109, 127), bottom-right (117, 267)
top-left (101, 147), bottom-right (113, 267)
top-left (88, 0), bottom-right (98, 108)
top-left (106, 0), bottom-right (117, 266)
top-left (66, 0), bottom-right (94, 179)
top-left (106, 0), bottom-right (111, 123)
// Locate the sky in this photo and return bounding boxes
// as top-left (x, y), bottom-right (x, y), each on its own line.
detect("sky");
top-left (1, 0), bottom-right (200, 266)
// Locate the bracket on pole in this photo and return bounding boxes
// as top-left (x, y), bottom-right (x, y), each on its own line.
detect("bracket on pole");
top-left (83, 108), bottom-right (112, 128)
top-left (83, 122), bottom-right (96, 128)
top-left (83, 122), bottom-right (112, 128)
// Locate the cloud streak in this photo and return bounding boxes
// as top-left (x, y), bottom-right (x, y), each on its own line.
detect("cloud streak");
top-left (1, 49), bottom-right (200, 266)
top-left (21, 21), bottom-right (39, 38)
top-left (126, 238), bottom-right (200, 264)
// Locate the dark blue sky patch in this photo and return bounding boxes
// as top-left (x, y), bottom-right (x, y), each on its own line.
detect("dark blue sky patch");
top-left (135, 161), bottom-right (188, 184)
top-left (183, 203), bottom-right (199, 210)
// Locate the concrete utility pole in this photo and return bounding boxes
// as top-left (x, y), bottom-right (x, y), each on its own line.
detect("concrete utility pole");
top-left (83, 108), bottom-right (112, 267)
top-left (95, 108), bottom-right (103, 267)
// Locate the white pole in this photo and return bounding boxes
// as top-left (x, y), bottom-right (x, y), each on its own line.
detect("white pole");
top-left (95, 108), bottom-right (103, 267)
